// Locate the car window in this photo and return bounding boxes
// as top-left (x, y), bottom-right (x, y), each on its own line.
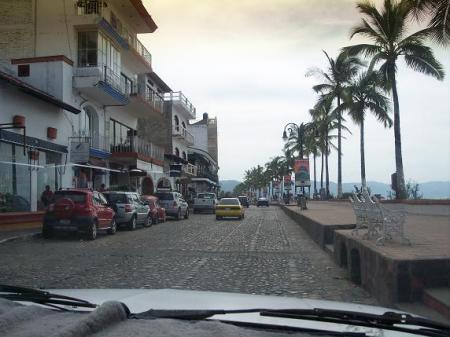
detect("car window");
top-left (219, 199), bottom-right (240, 206)
top-left (98, 193), bottom-right (108, 205)
top-left (197, 193), bottom-right (215, 199)
top-left (54, 192), bottom-right (86, 204)
top-left (104, 193), bottom-right (128, 204)
top-left (155, 193), bottom-right (174, 200)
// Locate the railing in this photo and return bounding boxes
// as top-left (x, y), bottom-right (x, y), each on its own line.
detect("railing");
top-left (132, 85), bottom-right (163, 112)
top-left (134, 39), bottom-right (152, 66)
top-left (74, 65), bottom-right (125, 95)
top-left (196, 169), bottom-right (218, 182)
top-left (164, 91), bottom-right (196, 118)
top-left (73, 132), bottom-right (110, 152)
top-left (110, 136), bottom-right (164, 161)
top-left (172, 125), bottom-right (195, 144)
top-left (183, 163), bottom-right (197, 176)
top-left (75, 0), bottom-right (103, 16)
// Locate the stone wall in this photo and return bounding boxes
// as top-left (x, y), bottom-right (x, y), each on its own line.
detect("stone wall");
top-left (137, 101), bottom-right (172, 153)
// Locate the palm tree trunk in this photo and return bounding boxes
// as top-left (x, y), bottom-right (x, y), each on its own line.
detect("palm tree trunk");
top-left (337, 95), bottom-right (343, 199)
top-left (320, 152), bottom-right (324, 189)
top-left (325, 137), bottom-right (330, 198)
top-left (313, 152), bottom-right (317, 195)
top-left (360, 119), bottom-right (367, 189)
top-left (391, 70), bottom-right (407, 199)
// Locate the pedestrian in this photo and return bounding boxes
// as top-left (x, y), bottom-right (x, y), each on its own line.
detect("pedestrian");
top-left (98, 183), bottom-right (107, 192)
top-left (41, 185), bottom-right (54, 207)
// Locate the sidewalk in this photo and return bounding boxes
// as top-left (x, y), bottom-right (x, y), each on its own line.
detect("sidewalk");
top-left (0, 222), bottom-right (41, 243)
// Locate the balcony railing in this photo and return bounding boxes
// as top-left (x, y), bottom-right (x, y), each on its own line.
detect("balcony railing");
top-left (110, 136), bottom-right (164, 161)
top-left (197, 170), bottom-right (219, 182)
top-left (164, 92), bottom-right (196, 118)
top-left (75, 65), bottom-right (124, 95)
top-left (183, 163), bottom-right (197, 176)
top-left (172, 126), bottom-right (195, 144)
top-left (76, 0), bottom-right (103, 16)
top-left (76, 1), bottom-right (152, 68)
top-left (131, 84), bottom-right (163, 112)
top-left (73, 132), bottom-right (110, 153)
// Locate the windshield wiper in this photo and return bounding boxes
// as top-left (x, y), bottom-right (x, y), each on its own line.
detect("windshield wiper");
top-left (0, 284), bottom-right (98, 311)
top-left (132, 308), bottom-right (450, 337)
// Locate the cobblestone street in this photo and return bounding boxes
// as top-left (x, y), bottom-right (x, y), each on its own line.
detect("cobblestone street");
top-left (0, 206), bottom-right (376, 305)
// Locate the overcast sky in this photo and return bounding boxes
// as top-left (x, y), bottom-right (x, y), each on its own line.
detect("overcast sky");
top-left (141, 0), bottom-right (450, 183)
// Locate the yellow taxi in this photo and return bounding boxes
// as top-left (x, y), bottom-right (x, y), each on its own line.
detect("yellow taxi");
top-left (215, 198), bottom-right (245, 220)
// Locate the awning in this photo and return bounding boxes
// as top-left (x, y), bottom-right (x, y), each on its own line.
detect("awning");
top-left (71, 163), bottom-right (121, 173)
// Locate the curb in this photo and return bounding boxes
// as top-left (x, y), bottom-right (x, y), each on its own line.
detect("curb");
top-left (0, 232), bottom-right (41, 245)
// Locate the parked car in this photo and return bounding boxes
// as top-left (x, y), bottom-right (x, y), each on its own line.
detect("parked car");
top-left (154, 191), bottom-right (189, 220)
top-left (193, 192), bottom-right (218, 213)
top-left (257, 197), bottom-right (269, 207)
top-left (141, 195), bottom-right (166, 224)
top-left (216, 198), bottom-right (245, 220)
top-left (238, 196), bottom-right (250, 208)
top-left (42, 189), bottom-right (116, 240)
top-left (103, 191), bottom-right (151, 230)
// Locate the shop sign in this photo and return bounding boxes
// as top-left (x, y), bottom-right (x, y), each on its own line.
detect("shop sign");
top-left (70, 141), bottom-right (90, 163)
top-left (294, 159), bottom-right (311, 187)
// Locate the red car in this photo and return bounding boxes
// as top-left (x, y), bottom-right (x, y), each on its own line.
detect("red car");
top-left (42, 189), bottom-right (116, 240)
top-left (141, 195), bottom-right (166, 224)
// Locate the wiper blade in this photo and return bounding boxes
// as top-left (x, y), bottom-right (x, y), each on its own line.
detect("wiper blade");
top-left (0, 284), bottom-right (97, 311)
top-left (132, 307), bottom-right (450, 336)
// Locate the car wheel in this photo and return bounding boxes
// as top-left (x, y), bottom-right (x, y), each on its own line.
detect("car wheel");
top-left (129, 216), bottom-right (137, 230)
top-left (42, 225), bottom-right (52, 239)
top-left (85, 221), bottom-right (97, 240)
top-left (143, 215), bottom-right (152, 228)
top-left (184, 208), bottom-right (189, 219)
top-left (176, 208), bottom-right (182, 221)
top-left (107, 218), bottom-right (117, 235)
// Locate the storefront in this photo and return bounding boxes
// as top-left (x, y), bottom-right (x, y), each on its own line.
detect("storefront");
top-left (0, 131), bottom-right (67, 212)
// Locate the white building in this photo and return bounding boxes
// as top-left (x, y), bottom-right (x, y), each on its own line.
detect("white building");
top-left (0, 0), bottom-right (169, 212)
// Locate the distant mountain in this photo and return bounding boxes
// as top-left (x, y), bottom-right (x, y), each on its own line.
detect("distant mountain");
top-left (221, 179), bottom-right (450, 199)
top-left (312, 181), bottom-right (450, 199)
top-left (220, 180), bottom-right (241, 192)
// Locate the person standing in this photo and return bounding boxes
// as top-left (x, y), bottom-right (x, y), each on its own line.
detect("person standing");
top-left (41, 185), bottom-right (54, 207)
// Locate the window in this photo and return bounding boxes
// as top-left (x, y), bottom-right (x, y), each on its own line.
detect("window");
top-left (109, 119), bottom-right (134, 150)
top-left (174, 116), bottom-right (179, 131)
top-left (78, 31), bottom-right (98, 67)
top-left (182, 151), bottom-right (187, 160)
top-left (182, 122), bottom-right (186, 129)
top-left (175, 147), bottom-right (180, 157)
top-left (97, 32), bottom-right (121, 79)
top-left (121, 73), bottom-right (133, 95)
top-left (17, 64), bottom-right (29, 77)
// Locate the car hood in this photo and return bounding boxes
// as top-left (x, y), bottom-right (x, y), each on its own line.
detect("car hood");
top-left (47, 288), bottom-right (415, 336)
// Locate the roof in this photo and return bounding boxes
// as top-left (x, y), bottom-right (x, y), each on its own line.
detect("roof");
top-left (0, 70), bottom-right (80, 114)
top-left (129, 0), bottom-right (158, 33)
top-left (191, 119), bottom-right (208, 125)
top-left (148, 72), bottom-right (172, 93)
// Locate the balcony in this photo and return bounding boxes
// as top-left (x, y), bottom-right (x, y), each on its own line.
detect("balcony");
top-left (75, 0), bottom-right (153, 71)
top-left (110, 136), bottom-right (165, 165)
top-left (172, 125), bottom-right (195, 146)
top-left (196, 170), bottom-right (219, 183)
top-left (183, 163), bottom-right (197, 177)
top-left (164, 91), bottom-right (196, 120)
top-left (74, 65), bottom-right (129, 105)
top-left (128, 85), bottom-right (164, 118)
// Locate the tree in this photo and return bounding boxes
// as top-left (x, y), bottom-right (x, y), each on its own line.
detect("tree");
top-left (344, 0), bottom-right (445, 199)
top-left (407, 0), bottom-right (450, 45)
top-left (310, 100), bottom-right (340, 198)
top-left (340, 71), bottom-right (392, 188)
top-left (307, 50), bottom-right (364, 198)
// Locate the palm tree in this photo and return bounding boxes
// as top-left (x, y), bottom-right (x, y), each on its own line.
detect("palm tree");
top-left (310, 100), bottom-right (340, 198)
top-left (407, 0), bottom-right (450, 45)
top-left (307, 51), bottom-right (364, 198)
top-left (303, 124), bottom-right (321, 196)
top-left (344, 0), bottom-right (445, 199)
top-left (340, 71), bottom-right (392, 188)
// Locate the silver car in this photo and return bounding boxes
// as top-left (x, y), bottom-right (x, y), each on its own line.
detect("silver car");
top-left (154, 191), bottom-right (189, 220)
top-left (103, 192), bottom-right (151, 230)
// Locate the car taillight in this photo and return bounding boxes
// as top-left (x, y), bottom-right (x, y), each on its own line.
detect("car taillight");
top-left (124, 204), bottom-right (133, 212)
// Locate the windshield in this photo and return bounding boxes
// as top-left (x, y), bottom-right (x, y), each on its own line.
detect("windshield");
top-left (0, 0), bottom-right (448, 332)
top-left (155, 193), bottom-right (174, 201)
top-left (219, 199), bottom-right (240, 206)
top-left (103, 193), bottom-right (128, 204)
top-left (54, 192), bottom-right (86, 204)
